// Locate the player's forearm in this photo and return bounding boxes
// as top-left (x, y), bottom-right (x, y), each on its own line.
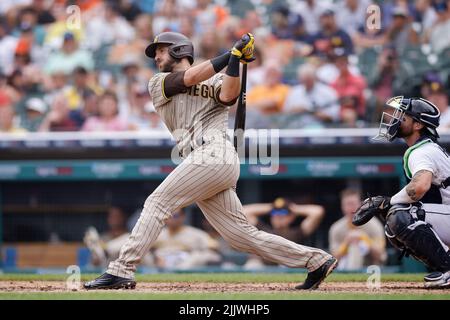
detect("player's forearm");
top-left (183, 52), bottom-right (231, 87)
top-left (219, 54), bottom-right (241, 102)
top-left (391, 170), bottom-right (432, 204)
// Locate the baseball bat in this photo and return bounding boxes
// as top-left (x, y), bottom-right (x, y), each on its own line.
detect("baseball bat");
top-left (234, 63), bottom-right (247, 151)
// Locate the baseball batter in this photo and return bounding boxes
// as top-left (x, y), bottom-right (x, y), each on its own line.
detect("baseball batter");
top-left (84, 32), bottom-right (337, 290)
top-left (353, 96), bottom-right (450, 289)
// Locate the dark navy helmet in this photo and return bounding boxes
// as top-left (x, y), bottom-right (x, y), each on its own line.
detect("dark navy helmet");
top-left (374, 96), bottom-right (440, 142)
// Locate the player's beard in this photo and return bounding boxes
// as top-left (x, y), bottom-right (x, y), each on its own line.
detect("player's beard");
top-left (397, 124), bottom-right (414, 138)
top-left (159, 56), bottom-right (179, 72)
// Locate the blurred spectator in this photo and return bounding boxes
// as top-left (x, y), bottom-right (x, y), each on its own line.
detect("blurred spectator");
top-left (150, 209), bottom-right (222, 269)
top-left (84, 1), bottom-right (136, 51)
top-left (39, 93), bottom-right (77, 132)
top-left (84, 206), bottom-right (148, 268)
top-left (193, 0), bottom-right (229, 36)
top-left (292, 0), bottom-right (329, 35)
top-left (0, 92), bottom-right (26, 133)
top-left (21, 97), bottom-right (47, 131)
top-left (243, 197), bottom-right (324, 268)
top-left (351, 11), bottom-right (386, 52)
top-left (15, 6), bottom-right (47, 46)
top-left (82, 91), bottom-right (130, 131)
top-left (246, 60), bottom-right (290, 115)
top-left (64, 66), bottom-right (97, 111)
top-left (43, 2), bottom-right (84, 50)
top-left (271, 6), bottom-right (310, 42)
top-left (421, 72), bottom-right (450, 128)
top-left (69, 91), bottom-right (99, 129)
top-left (329, 188), bottom-right (386, 270)
top-left (367, 46), bottom-right (401, 122)
top-left (117, 0), bottom-right (143, 22)
top-left (152, 0), bottom-right (181, 35)
top-left (44, 31), bottom-right (94, 75)
top-left (0, 18), bottom-right (18, 74)
top-left (412, 0), bottom-right (437, 35)
top-left (424, 1), bottom-right (450, 54)
top-left (336, 0), bottom-right (373, 36)
top-left (283, 63), bottom-right (340, 128)
top-left (128, 83), bottom-right (166, 130)
top-left (246, 47), bottom-right (264, 92)
top-left (198, 30), bottom-right (222, 60)
top-left (385, 6), bottom-right (420, 55)
top-left (331, 53), bottom-right (367, 127)
top-left (312, 8), bottom-right (354, 58)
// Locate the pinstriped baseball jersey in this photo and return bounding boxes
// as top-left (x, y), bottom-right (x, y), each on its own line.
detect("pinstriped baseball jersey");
top-left (106, 68), bottom-right (334, 280)
top-left (149, 72), bottom-right (229, 154)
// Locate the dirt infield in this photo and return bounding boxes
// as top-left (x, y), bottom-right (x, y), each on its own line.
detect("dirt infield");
top-left (0, 281), bottom-right (449, 295)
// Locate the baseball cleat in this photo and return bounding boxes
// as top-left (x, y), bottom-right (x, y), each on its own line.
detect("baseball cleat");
top-left (424, 271), bottom-right (450, 289)
top-left (84, 273), bottom-right (136, 290)
top-left (295, 257), bottom-right (338, 290)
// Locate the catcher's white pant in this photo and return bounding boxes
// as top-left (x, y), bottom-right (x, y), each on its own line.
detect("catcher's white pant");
top-left (420, 203), bottom-right (450, 247)
top-left (107, 139), bottom-right (331, 278)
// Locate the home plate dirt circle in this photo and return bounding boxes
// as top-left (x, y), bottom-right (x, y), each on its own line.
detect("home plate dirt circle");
top-left (0, 281), bottom-right (449, 294)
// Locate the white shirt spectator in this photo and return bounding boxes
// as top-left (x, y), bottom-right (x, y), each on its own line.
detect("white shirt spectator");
top-left (0, 34), bottom-right (18, 74)
top-left (283, 81), bottom-right (340, 128)
top-left (429, 18), bottom-right (450, 54)
top-left (336, 0), bottom-right (373, 35)
top-left (292, 0), bottom-right (333, 35)
top-left (84, 13), bottom-right (135, 50)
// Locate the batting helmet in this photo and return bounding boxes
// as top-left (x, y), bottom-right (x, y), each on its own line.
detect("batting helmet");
top-left (375, 96), bottom-right (441, 142)
top-left (145, 32), bottom-right (194, 65)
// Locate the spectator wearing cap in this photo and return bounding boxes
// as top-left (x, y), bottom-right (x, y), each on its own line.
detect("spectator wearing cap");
top-left (283, 63), bottom-right (340, 128)
top-left (331, 53), bottom-right (367, 127)
top-left (424, 1), bottom-right (450, 54)
top-left (0, 91), bottom-right (26, 133)
top-left (82, 91), bottom-right (131, 132)
top-left (21, 97), bottom-right (47, 131)
top-left (311, 7), bottom-right (354, 58)
top-left (271, 6), bottom-right (311, 43)
top-left (243, 197), bottom-right (325, 267)
top-left (63, 66), bottom-right (98, 111)
top-left (385, 6), bottom-right (419, 55)
top-left (336, 0), bottom-right (373, 36)
top-left (421, 72), bottom-right (450, 128)
top-left (44, 31), bottom-right (94, 75)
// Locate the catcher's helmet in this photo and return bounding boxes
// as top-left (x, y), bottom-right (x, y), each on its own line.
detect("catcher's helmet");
top-left (145, 32), bottom-right (194, 65)
top-left (374, 96), bottom-right (440, 142)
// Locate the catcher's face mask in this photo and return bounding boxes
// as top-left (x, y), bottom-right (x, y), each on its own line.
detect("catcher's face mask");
top-left (373, 96), bottom-right (409, 142)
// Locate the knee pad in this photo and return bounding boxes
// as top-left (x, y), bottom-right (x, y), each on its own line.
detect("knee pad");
top-left (384, 203), bottom-right (450, 271)
top-left (385, 203), bottom-right (415, 237)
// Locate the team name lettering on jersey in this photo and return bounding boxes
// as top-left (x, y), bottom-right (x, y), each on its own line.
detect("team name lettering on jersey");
top-left (187, 83), bottom-right (216, 99)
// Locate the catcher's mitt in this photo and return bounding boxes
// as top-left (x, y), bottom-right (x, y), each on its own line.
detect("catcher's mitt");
top-left (352, 196), bottom-right (391, 226)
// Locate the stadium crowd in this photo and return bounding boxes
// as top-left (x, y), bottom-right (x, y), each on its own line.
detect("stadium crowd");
top-left (0, 0), bottom-right (449, 133)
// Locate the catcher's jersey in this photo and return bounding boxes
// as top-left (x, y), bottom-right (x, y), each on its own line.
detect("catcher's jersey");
top-left (404, 138), bottom-right (450, 204)
top-left (148, 72), bottom-right (230, 153)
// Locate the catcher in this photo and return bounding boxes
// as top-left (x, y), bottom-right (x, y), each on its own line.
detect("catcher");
top-left (353, 96), bottom-right (450, 289)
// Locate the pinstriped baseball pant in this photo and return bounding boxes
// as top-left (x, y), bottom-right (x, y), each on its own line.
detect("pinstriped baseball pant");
top-left (107, 139), bottom-right (331, 278)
